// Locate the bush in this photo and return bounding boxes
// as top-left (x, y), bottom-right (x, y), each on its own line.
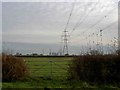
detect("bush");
top-left (68, 55), bottom-right (120, 83)
top-left (1, 54), bottom-right (28, 82)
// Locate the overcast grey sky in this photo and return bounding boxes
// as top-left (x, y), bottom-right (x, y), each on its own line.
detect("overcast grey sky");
top-left (0, 2), bottom-right (2, 53)
top-left (1, 0), bottom-right (119, 54)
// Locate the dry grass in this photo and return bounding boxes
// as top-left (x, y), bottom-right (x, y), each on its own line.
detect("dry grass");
top-left (0, 54), bottom-right (2, 81)
top-left (68, 55), bottom-right (120, 83)
top-left (1, 54), bottom-right (29, 82)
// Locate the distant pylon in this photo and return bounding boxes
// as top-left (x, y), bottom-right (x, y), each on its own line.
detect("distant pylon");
top-left (118, 40), bottom-right (120, 51)
top-left (100, 29), bottom-right (103, 53)
top-left (96, 33), bottom-right (99, 51)
top-left (62, 30), bottom-right (69, 55)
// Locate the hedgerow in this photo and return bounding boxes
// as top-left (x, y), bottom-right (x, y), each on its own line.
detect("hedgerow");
top-left (1, 54), bottom-right (28, 82)
top-left (68, 55), bottom-right (120, 83)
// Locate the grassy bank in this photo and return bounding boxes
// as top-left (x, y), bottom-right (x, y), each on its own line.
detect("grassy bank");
top-left (2, 56), bottom-right (120, 89)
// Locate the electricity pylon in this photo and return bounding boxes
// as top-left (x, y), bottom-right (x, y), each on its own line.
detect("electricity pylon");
top-left (62, 30), bottom-right (69, 55)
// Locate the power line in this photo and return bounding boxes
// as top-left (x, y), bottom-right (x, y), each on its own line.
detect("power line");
top-left (70, 1), bottom-right (99, 35)
top-left (64, 1), bottom-right (76, 32)
top-left (102, 21), bottom-right (117, 30)
top-left (62, 1), bottom-right (76, 55)
top-left (70, 6), bottom-right (117, 41)
top-left (71, 20), bottom-right (117, 45)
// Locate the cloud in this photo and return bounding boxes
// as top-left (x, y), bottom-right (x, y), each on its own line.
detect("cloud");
top-left (0, 2), bottom-right (2, 53)
top-left (2, 1), bottom-right (118, 54)
top-left (3, 29), bottom-right (61, 44)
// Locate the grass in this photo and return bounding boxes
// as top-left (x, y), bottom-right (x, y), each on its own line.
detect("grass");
top-left (2, 57), bottom-right (120, 89)
top-left (2, 78), bottom-right (120, 89)
top-left (25, 57), bottom-right (72, 79)
top-left (2, 57), bottom-right (73, 88)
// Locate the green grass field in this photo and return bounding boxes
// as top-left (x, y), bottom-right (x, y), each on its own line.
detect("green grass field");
top-left (2, 57), bottom-right (75, 88)
top-left (2, 57), bottom-right (120, 89)
top-left (25, 57), bottom-right (72, 79)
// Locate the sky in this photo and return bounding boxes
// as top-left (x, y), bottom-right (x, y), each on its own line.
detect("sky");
top-left (0, 2), bottom-right (2, 53)
top-left (1, 0), bottom-right (119, 55)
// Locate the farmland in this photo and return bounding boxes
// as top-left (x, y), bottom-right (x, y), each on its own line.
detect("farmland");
top-left (2, 1), bottom-right (120, 89)
top-left (2, 56), bottom-right (120, 89)
top-left (24, 57), bottom-right (72, 79)
top-left (2, 57), bottom-right (74, 88)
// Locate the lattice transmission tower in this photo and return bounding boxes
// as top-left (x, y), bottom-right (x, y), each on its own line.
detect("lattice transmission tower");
top-left (61, 30), bottom-right (69, 55)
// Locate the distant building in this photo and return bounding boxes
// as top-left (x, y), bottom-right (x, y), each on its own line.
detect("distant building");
top-left (49, 51), bottom-right (63, 56)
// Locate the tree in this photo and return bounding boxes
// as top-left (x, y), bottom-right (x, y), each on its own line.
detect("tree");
top-left (90, 50), bottom-right (102, 55)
